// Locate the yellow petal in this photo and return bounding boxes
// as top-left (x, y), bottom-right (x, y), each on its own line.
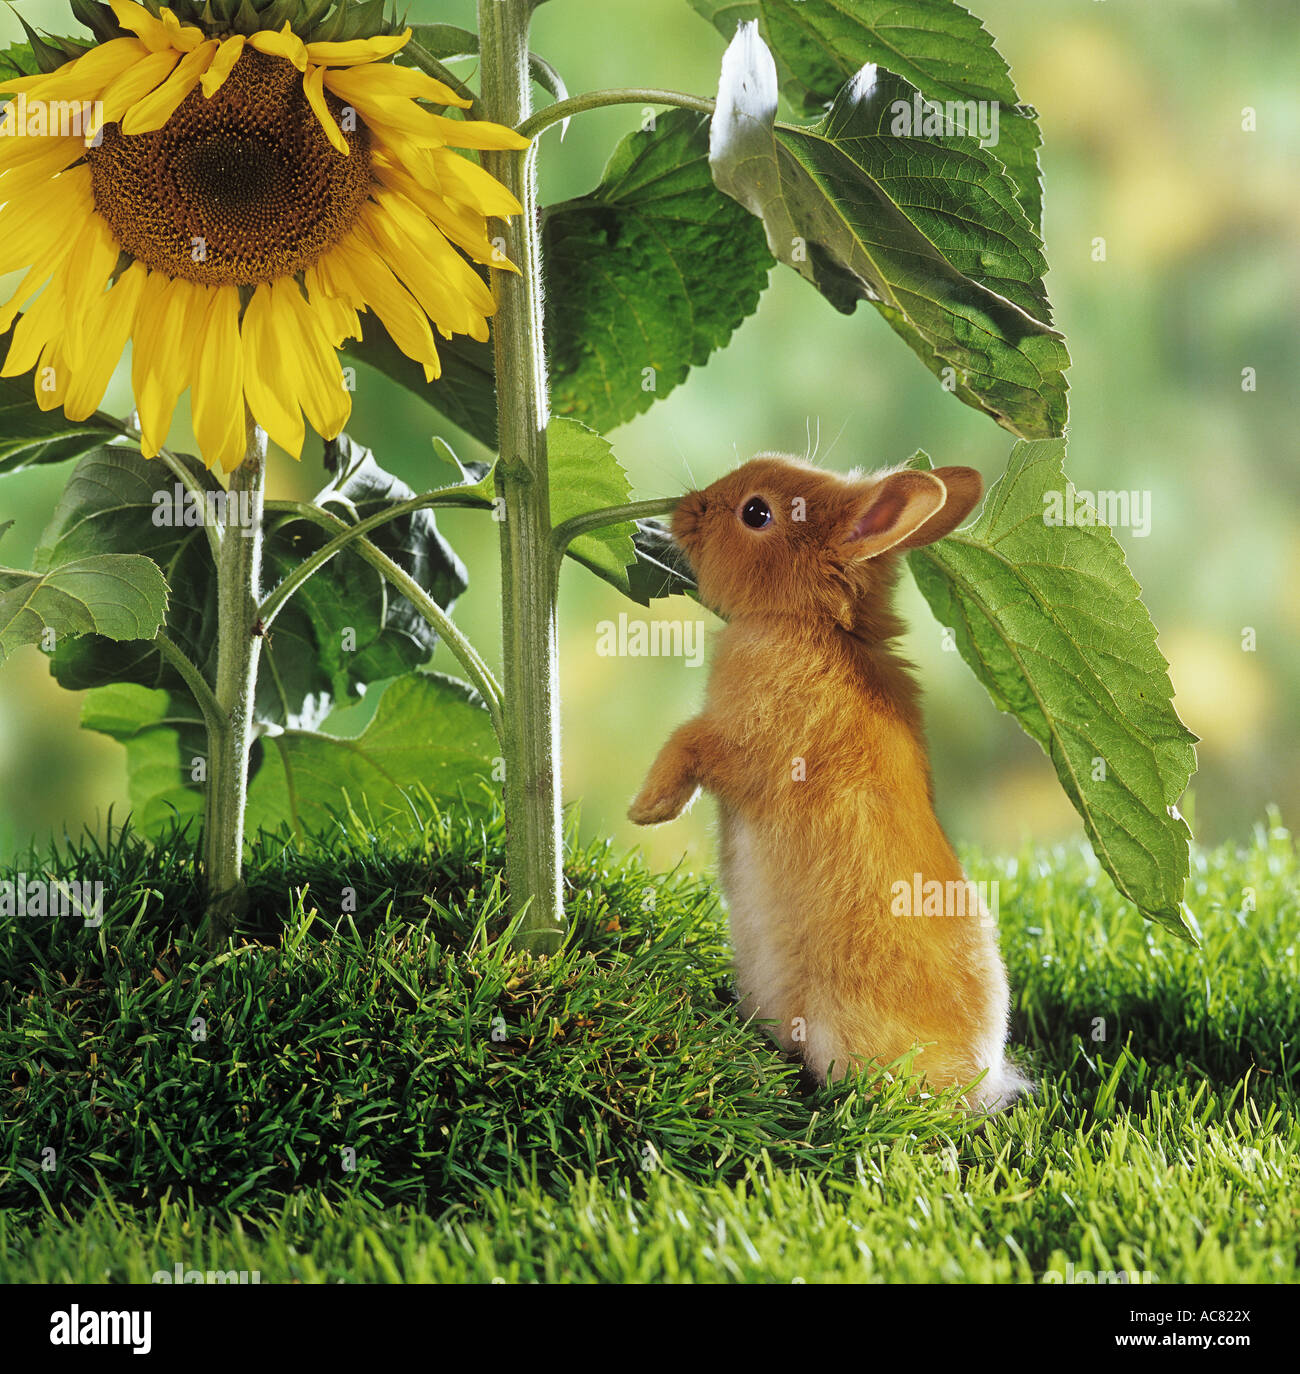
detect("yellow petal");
top-left (200, 35), bottom-right (245, 98)
top-left (249, 24), bottom-right (309, 74)
top-left (121, 39), bottom-right (219, 135)
top-left (65, 260), bottom-right (147, 421)
top-left (0, 37), bottom-right (148, 101)
top-left (317, 60), bottom-right (469, 109)
top-left (304, 30), bottom-right (412, 68)
top-left (191, 286), bottom-right (246, 471)
top-left (241, 285), bottom-right (305, 458)
top-left (268, 279), bottom-right (349, 440)
top-left (304, 266), bottom-right (362, 346)
top-left (324, 236), bottom-right (441, 380)
top-left (2, 279), bottom-right (67, 378)
top-left (0, 165), bottom-right (93, 273)
top-left (302, 65), bottom-right (347, 155)
top-left (157, 7), bottom-right (207, 53)
top-left (33, 340), bottom-right (71, 411)
top-left (88, 47), bottom-right (181, 141)
top-left (57, 213), bottom-right (121, 372)
top-left (134, 276), bottom-right (204, 457)
top-left (109, 0), bottom-right (199, 55)
top-left (427, 112), bottom-right (530, 151)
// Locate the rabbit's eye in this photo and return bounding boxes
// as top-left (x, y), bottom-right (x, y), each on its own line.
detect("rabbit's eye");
top-left (740, 496), bottom-right (772, 529)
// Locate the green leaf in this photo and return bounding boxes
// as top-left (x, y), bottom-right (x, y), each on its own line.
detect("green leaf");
top-left (907, 440), bottom-right (1198, 938)
top-left (545, 108), bottom-right (773, 432)
top-left (244, 673), bottom-right (497, 841)
top-left (690, 0), bottom-right (1044, 234)
top-left (548, 418), bottom-right (637, 594)
top-left (0, 41), bottom-right (40, 80)
top-left (79, 682), bottom-right (204, 834)
top-left (0, 330), bottom-right (124, 475)
top-left (710, 25), bottom-right (1068, 439)
top-left (626, 519), bottom-right (698, 603)
top-left (0, 520), bottom-right (168, 668)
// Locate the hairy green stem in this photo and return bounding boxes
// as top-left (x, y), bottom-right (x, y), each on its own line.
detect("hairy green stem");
top-left (551, 497), bottom-right (680, 568)
top-left (201, 420), bottom-right (265, 947)
top-left (257, 482), bottom-right (492, 627)
top-left (480, 0), bottom-right (565, 952)
top-left (516, 87), bottom-right (715, 140)
top-left (265, 500), bottom-right (504, 743)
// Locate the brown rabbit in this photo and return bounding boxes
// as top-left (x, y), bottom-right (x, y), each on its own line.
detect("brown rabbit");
top-left (629, 456), bottom-right (1026, 1111)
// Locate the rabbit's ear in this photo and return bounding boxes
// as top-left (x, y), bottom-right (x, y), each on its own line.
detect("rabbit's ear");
top-left (894, 466), bottom-right (983, 550)
top-left (841, 470), bottom-right (947, 560)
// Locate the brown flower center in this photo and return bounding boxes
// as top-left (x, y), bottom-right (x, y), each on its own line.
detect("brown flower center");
top-left (86, 49), bottom-right (371, 286)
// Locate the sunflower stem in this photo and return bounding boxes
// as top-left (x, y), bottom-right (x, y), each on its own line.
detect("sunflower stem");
top-left (515, 88), bottom-right (715, 141)
top-left (479, 0), bottom-right (564, 954)
top-left (201, 417), bottom-right (266, 948)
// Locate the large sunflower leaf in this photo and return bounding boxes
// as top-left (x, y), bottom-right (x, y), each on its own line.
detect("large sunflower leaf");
top-left (907, 441), bottom-right (1198, 939)
top-left (544, 107), bottom-right (773, 432)
top-left (710, 24), bottom-right (1068, 439)
top-left (0, 331), bottom-right (123, 475)
top-left (244, 672), bottom-right (497, 841)
top-left (691, 0), bottom-right (1044, 233)
top-left (0, 525), bottom-right (167, 668)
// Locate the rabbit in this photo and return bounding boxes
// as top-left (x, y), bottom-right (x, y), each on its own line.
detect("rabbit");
top-left (628, 455), bottom-right (1027, 1112)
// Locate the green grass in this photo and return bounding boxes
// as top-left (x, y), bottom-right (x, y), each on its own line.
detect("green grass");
top-left (1, 806), bottom-right (1297, 1283)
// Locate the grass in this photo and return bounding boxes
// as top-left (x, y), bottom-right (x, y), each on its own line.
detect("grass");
top-left (0, 805), bottom-right (1297, 1283)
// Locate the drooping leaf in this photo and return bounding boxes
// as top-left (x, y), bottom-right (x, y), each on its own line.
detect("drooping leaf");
top-left (548, 418), bottom-right (637, 594)
top-left (907, 441), bottom-right (1198, 938)
top-left (692, 0), bottom-right (1044, 234)
top-left (544, 108), bottom-right (774, 432)
top-left (0, 523), bottom-right (168, 668)
top-left (244, 672), bottom-right (497, 841)
top-left (709, 24), bottom-right (1068, 439)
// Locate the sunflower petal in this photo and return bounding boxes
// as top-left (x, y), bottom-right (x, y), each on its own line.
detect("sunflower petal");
top-left (241, 285), bottom-right (306, 458)
top-left (302, 65), bottom-right (347, 155)
top-left (322, 236), bottom-right (441, 380)
top-left (200, 35), bottom-right (246, 98)
top-left (249, 23), bottom-right (309, 74)
top-left (89, 47), bottom-right (181, 141)
top-left (0, 37), bottom-right (148, 101)
top-left (134, 276), bottom-right (204, 457)
top-left (2, 279), bottom-right (66, 378)
top-left (65, 260), bottom-right (147, 421)
top-left (57, 213), bottom-right (122, 372)
top-left (304, 31), bottom-right (412, 68)
top-left (191, 285), bottom-right (246, 471)
top-left (121, 39), bottom-right (219, 135)
top-left (109, 0), bottom-right (201, 55)
top-left (268, 280), bottom-right (349, 440)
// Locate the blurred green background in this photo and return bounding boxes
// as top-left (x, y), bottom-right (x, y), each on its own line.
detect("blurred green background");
top-left (1, 0), bottom-right (1295, 879)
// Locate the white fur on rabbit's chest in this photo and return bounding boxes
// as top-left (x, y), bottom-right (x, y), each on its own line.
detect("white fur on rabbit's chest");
top-left (717, 809), bottom-right (794, 1031)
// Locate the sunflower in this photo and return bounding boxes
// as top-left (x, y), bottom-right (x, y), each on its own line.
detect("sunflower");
top-left (0, 0), bottom-right (528, 470)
